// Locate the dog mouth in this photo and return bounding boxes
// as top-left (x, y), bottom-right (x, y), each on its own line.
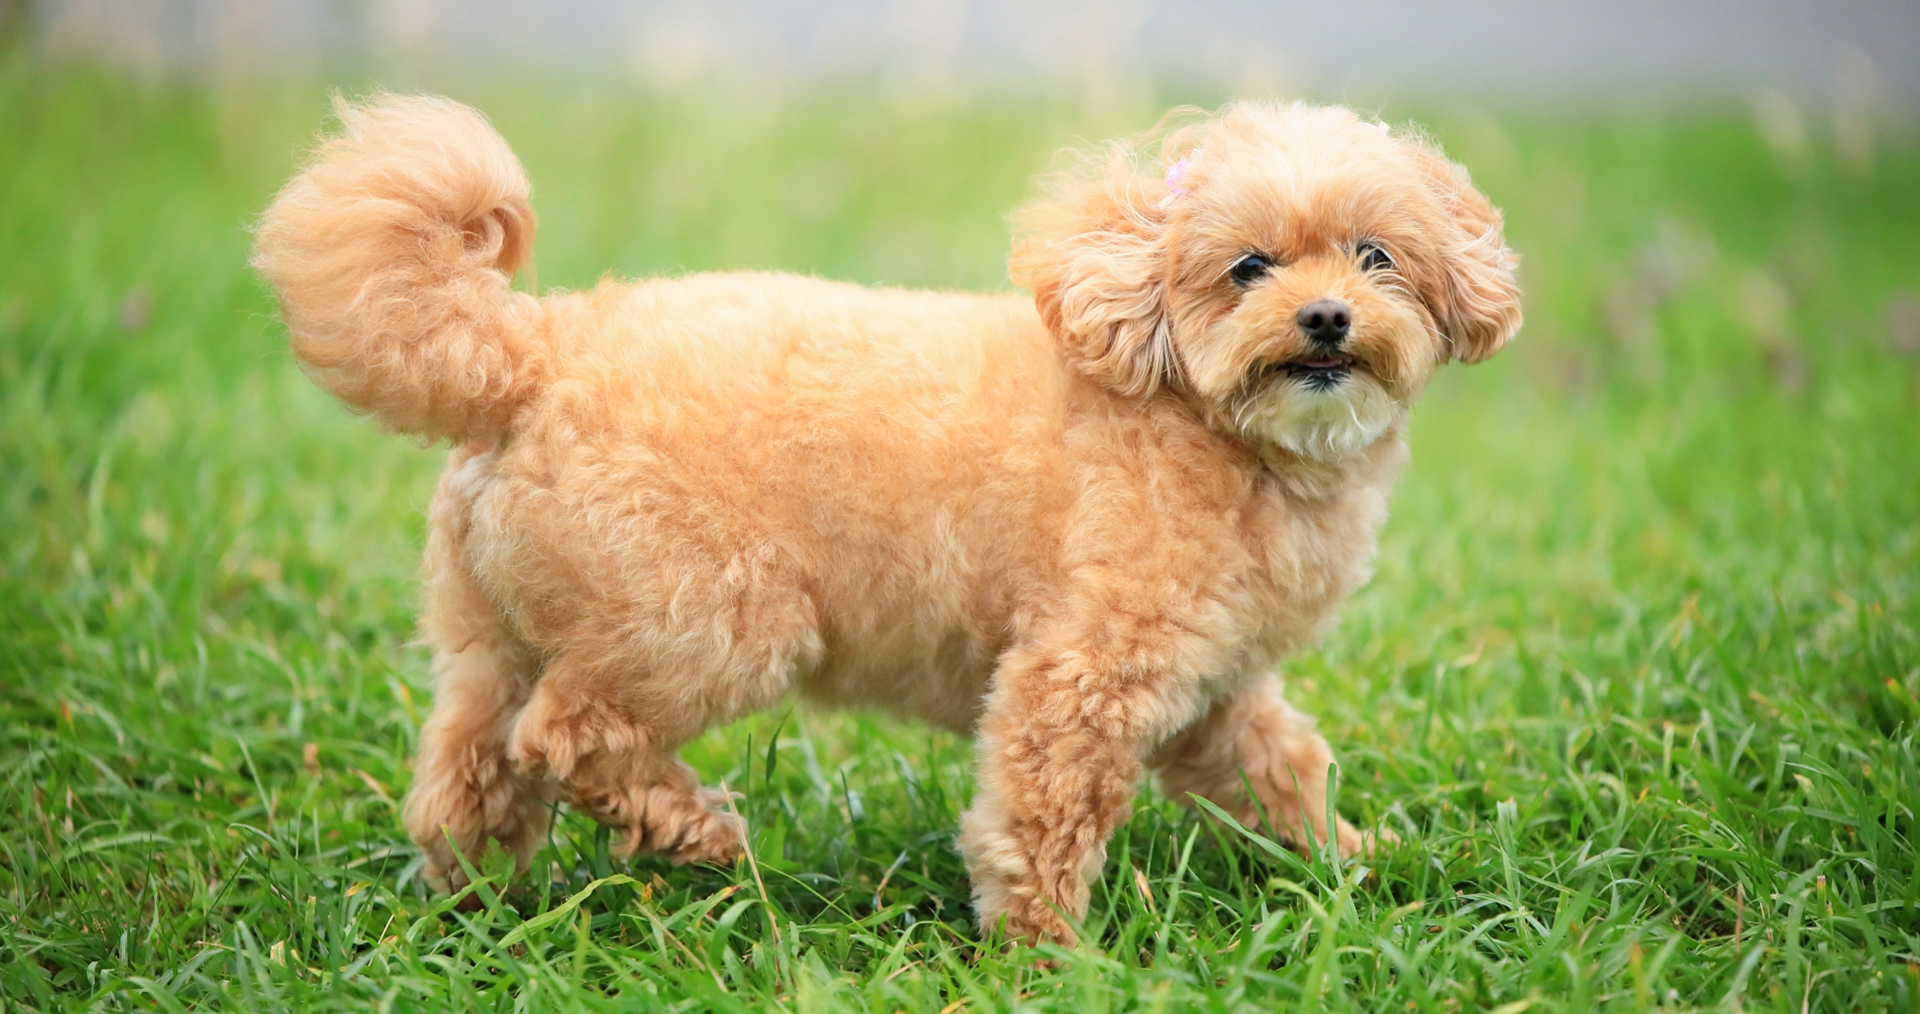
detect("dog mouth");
top-left (1257, 354), bottom-right (1357, 391)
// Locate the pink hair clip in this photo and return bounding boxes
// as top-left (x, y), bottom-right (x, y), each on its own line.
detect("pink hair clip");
top-left (1161, 149), bottom-right (1201, 207)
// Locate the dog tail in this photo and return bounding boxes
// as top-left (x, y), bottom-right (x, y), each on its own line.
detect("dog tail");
top-left (252, 94), bottom-right (548, 443)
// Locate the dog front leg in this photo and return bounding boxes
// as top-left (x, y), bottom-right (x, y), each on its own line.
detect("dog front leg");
top-left (1151, 673), bottom-right (1374, 857)
top-left (958, 650), bottom-right (1203, 946)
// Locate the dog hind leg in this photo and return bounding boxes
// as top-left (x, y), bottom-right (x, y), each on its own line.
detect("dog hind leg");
top-left (507, 661), bottom-right (746, 866)
top-left (403, 450), bottom-right (548, 891)
top-left (403, 637), bottom-right (548, 890)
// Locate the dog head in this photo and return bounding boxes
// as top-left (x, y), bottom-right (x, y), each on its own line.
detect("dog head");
top-left (1011, 102), bottom-right (1521, 460)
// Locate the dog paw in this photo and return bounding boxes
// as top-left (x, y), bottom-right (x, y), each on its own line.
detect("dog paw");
top-left (665, 806), bottom-right (747, 867)
top-left (977, 890), bottom-right (1077, 948)
top-left (1322, 813), bottom-right (1389, 860)
top-left (602, 788), bottom-right (746, 866)
top-left (1356, 823), bottom-right (1400, 857)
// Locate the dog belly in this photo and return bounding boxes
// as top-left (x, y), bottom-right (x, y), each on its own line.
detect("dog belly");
top-left (793, 613), bottom-right (1003, 732)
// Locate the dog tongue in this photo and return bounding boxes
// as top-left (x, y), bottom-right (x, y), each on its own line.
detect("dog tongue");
top-left (1300, 358), bottom-right (1346, 369)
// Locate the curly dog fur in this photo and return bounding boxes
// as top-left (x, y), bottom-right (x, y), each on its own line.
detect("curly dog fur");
top-left (252, 94), bottom-right (1520, 945)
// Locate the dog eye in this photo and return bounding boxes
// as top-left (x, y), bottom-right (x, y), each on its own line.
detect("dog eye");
top-left (1357, 242), bottom-right (1394, 272)
top-left (1229, 254), bottom-right (1271, 286)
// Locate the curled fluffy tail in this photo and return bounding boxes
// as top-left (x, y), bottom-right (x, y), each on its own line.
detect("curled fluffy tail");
top-left (253, 94), bottom-right (546, 442)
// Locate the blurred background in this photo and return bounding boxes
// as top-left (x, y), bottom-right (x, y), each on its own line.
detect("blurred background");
top-left (8, 0), bottom-right (1916, 291)
top-left (23, 0), bottom-right (1920, 106)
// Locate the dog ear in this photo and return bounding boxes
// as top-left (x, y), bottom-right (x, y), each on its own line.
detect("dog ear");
top-left (1410, 145), bottom-right (1523, 364)
top-left (1009, 158), bottom-right (1175, 396)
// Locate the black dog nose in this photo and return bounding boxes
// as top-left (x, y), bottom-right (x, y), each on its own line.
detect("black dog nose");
top-left (1297, 299), bottom-right (1351, 346)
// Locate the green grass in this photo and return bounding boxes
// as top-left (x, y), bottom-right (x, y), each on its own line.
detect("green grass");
top-left (2, 60), bottom-right (1918, 1013)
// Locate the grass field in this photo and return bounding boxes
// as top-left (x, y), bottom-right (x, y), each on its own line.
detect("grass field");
top-left (2, 59), bottom-right (1917, 1012)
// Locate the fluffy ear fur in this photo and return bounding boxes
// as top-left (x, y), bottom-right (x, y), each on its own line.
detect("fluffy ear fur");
top-left (1410, 145), bottom-right (1523, 363)
top-left (1009, 153), bottom-right (1177, 396)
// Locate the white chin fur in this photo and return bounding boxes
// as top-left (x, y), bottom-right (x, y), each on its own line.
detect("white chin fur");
top-left (1244, 372), bottom-right (1400, 460)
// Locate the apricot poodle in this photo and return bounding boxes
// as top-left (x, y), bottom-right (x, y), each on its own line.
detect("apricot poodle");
top-left (252, 94), bottom-right (1520, 945)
